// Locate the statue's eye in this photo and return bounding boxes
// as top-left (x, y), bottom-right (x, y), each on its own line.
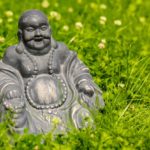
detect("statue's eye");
top-left (25, 27), bottom-right (35, 32)
top-left (40, 25), bottom-right (48, 31)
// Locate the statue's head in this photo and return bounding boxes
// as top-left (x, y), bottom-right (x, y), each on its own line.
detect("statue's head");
top-left (18, 10), bottom-right (51, 55)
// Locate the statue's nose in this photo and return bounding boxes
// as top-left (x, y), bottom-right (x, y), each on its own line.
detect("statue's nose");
top-left (35, 29), bottom-right (41, 36)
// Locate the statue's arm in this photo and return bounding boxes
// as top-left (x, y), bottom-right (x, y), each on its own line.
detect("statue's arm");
top-left (2, 46), bottom-right (28, 132)
top-left (74, 59), bottom-right (95, 97)
top-left (2, 46), bottom-right (22, 100)
top-left (61, 45), bottom-right (95, 97)
top-left (2, 46), bottom-right (20, 69)
top-left (56, 42), bottom-right (95, 97)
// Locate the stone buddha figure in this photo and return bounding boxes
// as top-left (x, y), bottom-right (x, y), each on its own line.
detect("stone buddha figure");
top-left (0, 10), bottom-right (104, 134)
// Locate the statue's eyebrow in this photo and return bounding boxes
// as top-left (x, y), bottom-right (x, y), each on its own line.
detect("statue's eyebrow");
top-left (40, 22), bottom-right (49, 26)
top-left (24, 24), bottom-right (36, 28)
top-left (25, 26), bottom-right (35, 29)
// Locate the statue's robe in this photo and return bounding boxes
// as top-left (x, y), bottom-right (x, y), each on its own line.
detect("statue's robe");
top-left (0, 42), bottom-right (104, 134)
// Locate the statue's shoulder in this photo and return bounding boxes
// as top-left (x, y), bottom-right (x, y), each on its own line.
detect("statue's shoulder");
top-left (55, 42), bottom-right (76, 56)
top-left (55, 42), bottom-right (68, 51)
top-left (54, 42), bottom-right (77, 63)
top-left (2, 45), bottom-right (19, 65)
top-left (3, 45), bottom-right (19, 58)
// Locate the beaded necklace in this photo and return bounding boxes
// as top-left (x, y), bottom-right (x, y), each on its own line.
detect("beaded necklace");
top-left (24, 48), bottom-right (67, 109)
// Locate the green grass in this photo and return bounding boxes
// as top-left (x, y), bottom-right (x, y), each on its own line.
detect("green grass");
top-left (0, 0), bottom-right (150, 149)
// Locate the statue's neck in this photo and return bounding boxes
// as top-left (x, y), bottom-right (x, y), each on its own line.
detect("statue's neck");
top-left (24, 45), bottom-right (51, 56)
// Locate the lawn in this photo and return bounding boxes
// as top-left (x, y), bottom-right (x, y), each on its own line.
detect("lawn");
top-left (0, 0), bottom-right (149, 149)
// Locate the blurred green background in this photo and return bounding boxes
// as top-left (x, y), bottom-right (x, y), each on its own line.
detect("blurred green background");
top-left (0, 0), bottom-right (149, 149)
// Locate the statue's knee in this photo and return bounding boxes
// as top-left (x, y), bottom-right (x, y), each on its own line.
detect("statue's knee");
top-left (71, 106), bottom-right (93, 129)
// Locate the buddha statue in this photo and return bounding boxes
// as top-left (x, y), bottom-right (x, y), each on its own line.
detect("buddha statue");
top-left (0, 10), bottom-right (104, 134)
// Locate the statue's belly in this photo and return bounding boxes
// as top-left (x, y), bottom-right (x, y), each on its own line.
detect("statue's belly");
top-left (25, 74), bottom-right (67, 109)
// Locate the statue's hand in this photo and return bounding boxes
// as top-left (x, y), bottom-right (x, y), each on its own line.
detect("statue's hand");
top-left (3, 98), bottom-right (25, 113)
top-left (3, 86), bottom-right (24, 118)
top-left (5, 89), bottom-right (21, 100)
top-left (3, 98), bottom-right (26, 128)
top-left (3, 86), bottom-right (24, 112)
top-left (78, 82), bottom-right (94, 97)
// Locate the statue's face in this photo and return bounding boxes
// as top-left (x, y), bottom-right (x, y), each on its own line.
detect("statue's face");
top-left (22, 15), bottom-right (51, 51)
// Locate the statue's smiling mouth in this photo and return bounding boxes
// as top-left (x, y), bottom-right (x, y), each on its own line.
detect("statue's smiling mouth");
top-left (34, 37), bottom-right (43, 42)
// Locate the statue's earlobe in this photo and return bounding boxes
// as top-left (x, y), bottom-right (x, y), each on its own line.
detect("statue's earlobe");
top-left (17, 29), bottom-right (22, 41)
top-left (16, 29), bottom-right (24, 54)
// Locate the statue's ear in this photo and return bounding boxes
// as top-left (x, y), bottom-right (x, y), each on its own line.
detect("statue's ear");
top-left (17, 29), bottom-right (22, 41)
top-left (16, 29), bottom-right (24, 54)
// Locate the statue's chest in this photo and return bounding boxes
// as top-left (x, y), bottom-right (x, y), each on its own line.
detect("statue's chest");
top-left (35, 55), bottom-right (49, 73)
top-left (19, 53), bottom-right (49, 77)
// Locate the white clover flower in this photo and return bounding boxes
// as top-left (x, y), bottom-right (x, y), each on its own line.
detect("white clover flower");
top-left (100, 16), bottom-right (107, 22)
top-left (5, 10), bottom-right (13, 17)
top-left (0, 18), bottom-right (3, 24)
top-left (98, 42), bottom-right (105, 49)
top-left (41, 0), bottom-right (49, 8)
top-left (68, 7), bottom-right (74, 13)
top-left (114, 19), bottom-right (122, 26)
top-left (100, 4), bottom-right (107, 9)
top-left (99, 16), bottom-right (107, 25)
top-left (75, 22), bottom-right (83, 30)
top-left (50, 11), bottom-right (61, 21)
top-left (62, 25), bottom-right (69, 31)
top-left (0, 36), bottom-right (5, 43)
top-left (118, 83), bottom-right (125, 88)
